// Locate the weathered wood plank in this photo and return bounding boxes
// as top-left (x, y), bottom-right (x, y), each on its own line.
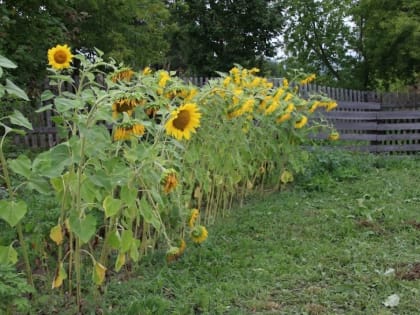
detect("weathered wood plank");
top-left (323, 111), bottom-right (377, 120)
top-left (332, 122), bottom-right (377, 130)
top-left (376, 133), bottom-right (420, 141)
top-left (377, 123), bottom-right (420, 131)
top-left (337, 101), bottom-right (381, 110)
top-left (376, 111), bottom-right (420, 119)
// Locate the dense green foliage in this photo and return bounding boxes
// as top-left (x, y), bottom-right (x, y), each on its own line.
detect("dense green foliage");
top-left (0, 0), bottom-right (418, 98)
top-left (280, 0), bottom-right (420, 89)
top-left (167, 0), bottom-right (284, 76)
top-left (357, 0), bottom-right (420, 90)
top-left (281, 0), bottom-right (358, 87)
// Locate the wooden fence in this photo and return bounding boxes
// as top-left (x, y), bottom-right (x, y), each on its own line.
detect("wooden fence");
top-left (12, 78), bottom-right (420, 153)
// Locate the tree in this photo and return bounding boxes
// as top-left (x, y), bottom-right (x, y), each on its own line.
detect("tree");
top-left (167, 0), bottom-right (285, 76)
top-left (280, 0), bottom-right (359, 88)
top-left (70, 0), bottom-right (172, 68)
top-left (356, 0), bottom-right (420, 90)
top-left (0, 0), bottom-right (69, 96)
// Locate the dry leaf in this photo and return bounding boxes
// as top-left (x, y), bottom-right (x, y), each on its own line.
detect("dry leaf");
top-left (50, 224), bottom-right (63, 245)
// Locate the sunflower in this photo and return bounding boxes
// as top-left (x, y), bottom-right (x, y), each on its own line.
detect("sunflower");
top-left (158, 71), bottom-right (171, 88)
top-left (112, 98), bottom-right (143, 118)
top-left (161, 169), bottom-right (178, 194)
top-left (300, 73), bottom-right (316, 85)
top-left (309, 101), bottom-right (321, 113)
top-left (276, 113), bottom-right (291, 124)
top-left (223, 76), bottom-right (232, 87)
top-left (190, 225), bottom-right (208, 244)
top-left (111, 68), bottom-right (135, 82)
top-left (285, 103), bottom-right (295, 113)
top-left (113, 123), bottom-right (145, 141)
top-left (48, 44), bottom-right (74, 70)
top-left (326, 101), bottom-right (338, 112)
top-left (143, 66), bottom-right (152, 75)
top-left (228, 98), bottom-right (255, 119)
top-left (165, 103), bottom-right (201, 140)
top-left (294, 115), bottom-right (308, 129)
top-left (280, 170), bottom-right (294, 184)
top-left (188, 209), bottom-right (200, 228)
top-left (329, 131), bottom-right (340, 141)
top-left (165, 239), bottom-right (186, 263)
top-left (264, 100), bottom-right (280, 115)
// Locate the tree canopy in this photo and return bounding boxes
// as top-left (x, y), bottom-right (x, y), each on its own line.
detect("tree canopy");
top-left (166, 0), bottom-right (285, 76)
top-left (0, 0), bottom-right (418, 92)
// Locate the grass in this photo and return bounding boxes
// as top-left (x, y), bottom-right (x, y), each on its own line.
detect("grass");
top-left (82, 151), bottom-right (420, 315)
top-left (4, 150), bottom-right (415, 314)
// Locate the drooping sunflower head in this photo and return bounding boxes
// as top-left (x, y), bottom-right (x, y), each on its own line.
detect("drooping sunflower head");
top-left (309, 101), bottom-right (321, 113)
top-left (276, 112), bottom-right (291, 124)
top-left (190, 225), bottom-right (208, 244)
top-left (294, 115), bottom-right (308, 129)
top-left (300, 73), bottom-right (316, 85)
top-left (112, 98), bottom-right (144, 118)
top-left (165, 103), bottom-right (201, 140)
top-left (158, 71), bottom-right (171, 88)
top-left (188, 208), bottom-right (200, 228)
top-left (326, 101), bottom-right (338, 112)
top-left (143, 66), bottom-right (152, 75)
top-left (113, 123), bottom-right (145, 141)
top-left (166, 239), bottom-right (186, 263)
top-left (111, 68), bottom-right (135, 82)
top-left (280, 170), bottom-right (294, 184)
top-left (48, 44), bottom-right (74, 70)
top-left (329, 131), bottom-right (340, 141)
top-left (161, 169), bottom-right (178, 194)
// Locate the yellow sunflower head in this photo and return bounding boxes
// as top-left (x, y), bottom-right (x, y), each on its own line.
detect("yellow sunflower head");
top-left (113, 123), bottom-right (145, 141)
top-left (280, 170), bottom-right (294, 184)
top-left (294, 115), bottom-right (308, 129)
top-left (165, 103), bottom-right (201, 140)
top-left (158, 71), bottom-right (171, 88)
top-left (161, 169), bottom-right (178, 194)
top-left (276, 113), bottom-right (291, 124)
top-left (166, 239), bottom-right (186, 263)
top-left (300, 73), bottom-right (316, 85)
top-left (329, 131), bottom-right (340, 141)
top-left (112, 98), bottom-right (142, 118)
top-left (190, 225), bottom-right (208, 244)
top-left (326, 101), bottom-right (338, 112)
top-left (48, 44), bottom-right (74, 70)
top-left (188, 208), bottom-right (200, 228)
top-left (111, 68), bottom-right (135, 82)
top-left (309, 101), bottom-right (321, 113)
top-left (143, 66), bottom-right (152, 75)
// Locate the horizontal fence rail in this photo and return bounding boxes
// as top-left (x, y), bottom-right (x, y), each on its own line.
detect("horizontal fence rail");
top-left (12, 77), bottom-right (420, 154)
top-left (313, 100), bottom-right (420, 153)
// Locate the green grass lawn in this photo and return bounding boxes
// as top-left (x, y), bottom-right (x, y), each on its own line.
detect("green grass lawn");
top-left (90, 153), bottom-right (420, 315)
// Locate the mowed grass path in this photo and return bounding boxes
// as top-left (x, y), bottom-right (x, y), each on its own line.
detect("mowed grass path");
top-left (103, 156), bottom-right (420, 315)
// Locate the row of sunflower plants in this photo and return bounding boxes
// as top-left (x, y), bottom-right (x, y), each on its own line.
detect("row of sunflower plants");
top-left (0, 44), bottom-right (337, 311)
top-left (180, 66), bottom-right (338, 224)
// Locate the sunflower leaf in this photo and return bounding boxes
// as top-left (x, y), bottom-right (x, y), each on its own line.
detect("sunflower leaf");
top-left (0, 199), bottom-right (27, 227)
top-left (68, 214), bottom-right (96, 244)
top-left (103, 195), bottom-right (123, 218)
top-left (0, 244), bottom-right (18, 265)
top-left (5, 79), bottom-right (29, 101)
top-left (8, 110), bottom-right (32, 130)
top-left (0, 55), bottom-right (17, 69)
top-left (8, 154), bottom-right (32, 179)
